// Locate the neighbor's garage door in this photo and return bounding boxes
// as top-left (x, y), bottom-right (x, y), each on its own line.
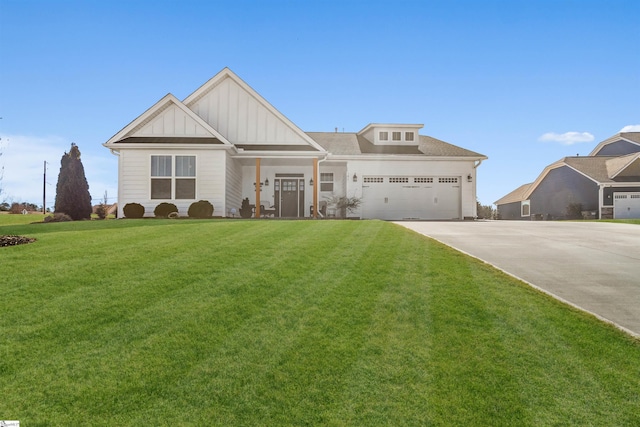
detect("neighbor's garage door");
top-left (614, 192), bottom-right (640, 219)
top-left (361, 176), bottom-right (461, 220)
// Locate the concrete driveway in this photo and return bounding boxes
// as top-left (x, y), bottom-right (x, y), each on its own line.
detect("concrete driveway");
top-left (396, 221), bottom-right (640, 338)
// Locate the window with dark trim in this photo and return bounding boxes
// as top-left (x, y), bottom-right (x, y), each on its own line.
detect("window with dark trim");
top-left (151, 155), bottom-right (196, 199)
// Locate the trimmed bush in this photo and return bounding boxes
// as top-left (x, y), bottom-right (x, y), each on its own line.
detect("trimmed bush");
top-left (123, 203), bottom-right (145, 219)
top-left (154, 202), bottom-right (178, 218)
top-left (188, 200), bottom-right (214, 218)
top-left (44, 212), bottom-right (73, 223)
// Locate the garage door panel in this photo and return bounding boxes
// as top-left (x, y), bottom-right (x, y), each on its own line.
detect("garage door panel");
top-left (614, 192), bottom-right (640, 219)
top-left (361, 176), bottom-right (461, 220)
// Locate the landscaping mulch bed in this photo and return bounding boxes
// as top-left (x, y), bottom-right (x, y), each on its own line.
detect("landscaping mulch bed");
top-left (0, 235), bottom-right (37, 247)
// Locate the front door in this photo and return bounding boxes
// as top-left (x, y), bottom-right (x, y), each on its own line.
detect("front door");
top-left (275, 178), bottom-right (306, 217)
top-left (280, 179), bottom-right (299, 217)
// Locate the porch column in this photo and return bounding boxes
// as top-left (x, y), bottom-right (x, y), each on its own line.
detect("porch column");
top-left (313, 158), bottom-right (318, 218)
top-left (255, 158), bottom-right (261, 218)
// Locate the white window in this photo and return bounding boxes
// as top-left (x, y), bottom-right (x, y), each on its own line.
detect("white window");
top-left (405, 132), bottom-right (414, 141)
top-left (521, 200), bottom-right (530, 217)
top-left (151, 155), bottom-right (196, 199)
top-left (379, 131), bottom-right (388, 141)
top-left (320, 172), bottom-right (333, 192)
top-left (392, 131), bottom-right (402, 141)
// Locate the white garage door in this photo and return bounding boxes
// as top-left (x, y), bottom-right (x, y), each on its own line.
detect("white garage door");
top-left (361, 176), bottom-right (461, 220)
top-left (614, 192), bottom-right (640, 219)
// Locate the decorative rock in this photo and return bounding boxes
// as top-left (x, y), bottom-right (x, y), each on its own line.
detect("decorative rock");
top-left (0, 235), bottom-right (37, 247)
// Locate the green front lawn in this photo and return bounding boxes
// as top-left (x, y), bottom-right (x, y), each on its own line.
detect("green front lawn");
top-left (1, 219), bottom-right (639, 426)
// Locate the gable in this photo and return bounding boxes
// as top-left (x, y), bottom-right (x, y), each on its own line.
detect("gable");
top-left (607, 153), bottom-right (640, 180)
top-left (105, 94), bottom-right (230, 145)
top-left (590, 133), bottom-right (640, 156)
top-left (134, 102), bottom-right (214, 137)
top-left (184, 69), bottom-right (324, 151)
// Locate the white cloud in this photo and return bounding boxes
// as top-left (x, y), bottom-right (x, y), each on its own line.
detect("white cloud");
top-left (620, 124), bottom-right (640, 132)
top-left (538, 131), bottom-right (595, 145)
top-left (0, 134), bottom-right (117, 208)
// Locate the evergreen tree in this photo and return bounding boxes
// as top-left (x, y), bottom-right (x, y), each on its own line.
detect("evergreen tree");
top-left (55, 143), bottom-right (92, 220)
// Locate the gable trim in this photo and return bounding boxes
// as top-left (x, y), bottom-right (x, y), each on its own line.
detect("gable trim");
top-left (183, 68), bottom-right (327, 152)
top-left (522, 159), bottom-right (600, 201)
top-left (608, 152), bottom-right (640, 179)
top-left (104, 94), bottom-right (232, 146)
top-left (589, 133), bottom-right (640, 156)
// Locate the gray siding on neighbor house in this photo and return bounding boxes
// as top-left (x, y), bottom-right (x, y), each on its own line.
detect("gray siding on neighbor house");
top-left (529, 166), bottom-right (598, 218)
top-left (497, 201), bottom-right (523, 220)
top-left (595, 140), bottom-right (640, 156)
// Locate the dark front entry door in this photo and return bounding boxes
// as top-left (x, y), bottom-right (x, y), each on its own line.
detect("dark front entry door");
top-left (280, 179), bottom-right (299, 217)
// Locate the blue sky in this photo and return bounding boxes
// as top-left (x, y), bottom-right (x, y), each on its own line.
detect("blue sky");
top-left (1, 0), bottom-right (638, 208)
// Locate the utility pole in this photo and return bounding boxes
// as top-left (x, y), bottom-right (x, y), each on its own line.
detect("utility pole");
top-left (43, 160), bottom-right (46, 214)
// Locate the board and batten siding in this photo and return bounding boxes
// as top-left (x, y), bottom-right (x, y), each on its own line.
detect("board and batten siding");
top-left (225, 153), bottom-right (243, 216)
top-left (136, 103), bottom-right (211, 136)
top-left (118, 148), bottom-right (227, 217)
top-left (188, 76), bottom-right (307, 145)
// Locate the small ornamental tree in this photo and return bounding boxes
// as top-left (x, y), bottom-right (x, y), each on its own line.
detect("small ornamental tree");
top-left (54, 143), bottom-right (92, 220)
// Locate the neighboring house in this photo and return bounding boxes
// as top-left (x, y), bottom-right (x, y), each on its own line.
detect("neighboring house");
top-left (495, 132), bottom-right (640, 220)
top-left (104, 68), bottom-right (487, 220)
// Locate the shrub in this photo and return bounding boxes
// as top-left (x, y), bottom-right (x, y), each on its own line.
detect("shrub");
top-left (123, 203), bottom-right (145, 218)
top-left (154, 202), bottom-right (178, 218)
top-left (95, 204), bottom-right (107, 220)
top-left (44, 212), bottom-right (73, 223)
top-left (565, 202), bottom-right (583, 220)
top-left (188, 200), bottom-right (214, 218)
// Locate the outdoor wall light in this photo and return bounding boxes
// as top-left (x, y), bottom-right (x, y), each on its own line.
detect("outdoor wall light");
top-left (309, 178), bottom-right (314, 186)
top-left (264, 178), bottom-right (269, 186)
top-left (467, 174), bottom-right (473, 182)
top-left (353, 173), bottom-right (358, 182)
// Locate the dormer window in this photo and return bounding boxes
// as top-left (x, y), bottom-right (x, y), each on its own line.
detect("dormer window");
top-left (359, 124), bottom-right (423, 146)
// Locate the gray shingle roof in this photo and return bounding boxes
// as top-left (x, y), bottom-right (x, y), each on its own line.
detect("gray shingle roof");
top-left (306, 132), bottom-right (486, 157)
top-left (622, 132), bottom-right (640, 144)
top-left (494, 183), bottom-right (532, 205)
top-left (563, 156), bottom-right (615, 182)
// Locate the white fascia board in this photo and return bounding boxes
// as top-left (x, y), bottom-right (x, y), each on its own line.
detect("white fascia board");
top-left (231, 151), bottom-right (326, 159)
top-left (599, 182), bottom-right (640, 188)
top-left (183, 68), bottom-right (326, 152)
top-left (327, 154), bottom-right (486, 162)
